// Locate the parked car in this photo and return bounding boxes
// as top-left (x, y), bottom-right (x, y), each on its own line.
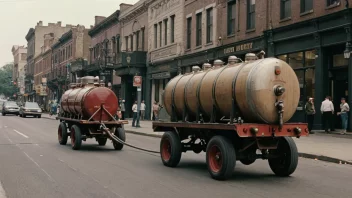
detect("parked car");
top-left (19, 102), bottom-right (42, 118)
top-left (2, 101), bottom-right (20, 116)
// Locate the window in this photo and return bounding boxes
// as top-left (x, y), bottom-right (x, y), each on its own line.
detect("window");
top-left (130, 35), bottom-right (133, 51)
top-left (281, 0), bottom-right (291, 19)
top-left (247, 0), bottom-right (255, 30)
top-left (125, 36), bottom-right (128, 51)
top-left (327, 0), bottom-right (340, 6)
top-left (164, 19), bottom-right (168, 45)
top-left (206, 8), bottom-right (213, 43)
top-left (301, 0), bottom-right (313, 13)
top-left (154, 24), bottom-right (157, 48)
top-left (196, 13), bottom-right (202, 46)
top-left (170, 15), bottom-right (175, 43)
top-left (186, 17), bottom-right (192, 49)
top-left (141, 28), bottom-right (145, 51)
top-left (159, 22), bottom-right (162, 47)
top-left (136, 31), bottom-right (140, 50)
top-left (288, 52), bottom-right (303, 69)
top-left (154, 80), bottom-right (160, 103)
top-left (227, 1), bottom-right (236, 35)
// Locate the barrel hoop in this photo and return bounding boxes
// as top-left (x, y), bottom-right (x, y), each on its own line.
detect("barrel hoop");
top-left (230, 63), bottom-right (248, 120)
top-left (81, 87), bottom-right (95, 116)
top-left (171, 75), bottom-right (184, 119)
top-left (184, 73), bottom-right (197, 118)
top-left (73, 88), bottom-right (84, 114)
top-left (196, 70), bottom-right (211, 118)
top-left (246, 59), bottom-right (267, 123)
top-left (212, 66), bottom-right (230, 111)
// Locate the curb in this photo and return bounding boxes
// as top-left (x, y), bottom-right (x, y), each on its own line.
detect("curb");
top-left (41, 117), bottom-right (57, 121)
top-left (124, 130), bottom-right (352, 166)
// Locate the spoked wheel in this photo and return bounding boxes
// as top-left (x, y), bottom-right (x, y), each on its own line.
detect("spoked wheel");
top-left (58, 122), bottom-right (68, 145)
top-left (70, 125), bottom-right (82, 150)
top-left (268, 137), bottom-right (298, 177)
top-left (206, 136), bottom-right (236, 180)
top-left (113, 127), bottom-right (126, 150)
top-left (98, 138), bottom-right (108, 146)
top-left (160, 131), bottom-right (182, 167)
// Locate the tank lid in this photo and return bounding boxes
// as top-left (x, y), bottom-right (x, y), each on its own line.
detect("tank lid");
top-left (192, 66), bottom-right (201, 72)
top-left (202, 63), bottom-right (212, 70)
top-left (81, 76), bottom-right (95, 84)
top-left (214, 59), bottom-right (224, 65)
top-left (76, 77), bottom-right (82, 83)
top-left (245, 53), bottom-right (258, 61)
top-left (228, 56), bottom-right (238, 61)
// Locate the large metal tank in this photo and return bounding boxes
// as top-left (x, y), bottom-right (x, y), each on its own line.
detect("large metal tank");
top-left (60, 76), bottom-right (118, 121)
top-left (163, 55), bottom-right (300, 124)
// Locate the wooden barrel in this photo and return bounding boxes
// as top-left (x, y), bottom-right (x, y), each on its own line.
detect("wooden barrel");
top-left (163, 57), bottom-right (299, 124)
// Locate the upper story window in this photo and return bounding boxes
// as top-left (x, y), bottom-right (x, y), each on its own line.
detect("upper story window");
top-left (300, 0), bottom-right (313, 13)
top-left (186, 17), bottom-right (192, 49)
top-left (164, 19), bottom-right (168, 46)
top-left (125, 36), bottom-right (129, 51)
top-left (154, 24), bottom-right (158, 48)
top-left (227, 1), bottom-right (236, 35)
top-left (327, 0), bottom-right (340, 6)
top-left (206, 8), bottom-right (213, 43)
top-left (130, 35), bottom-right (134, 51)
top-left (281, 0), bottom-right (291, 19)
top-left (136, 31), bottom-right (140, 50)
top-left (159, 22), bottom-right (162, 47)
top-left (247, 0), bottom-right (255, 30)
top-left (170, 15), bottom-right (175, 43)
top-left (196, 13), bottom-right (202, 46)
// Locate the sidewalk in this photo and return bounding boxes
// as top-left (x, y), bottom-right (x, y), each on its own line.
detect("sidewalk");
top-left (42, 114), bottom-right (352, 165)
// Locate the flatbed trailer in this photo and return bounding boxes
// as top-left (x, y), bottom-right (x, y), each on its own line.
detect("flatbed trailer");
top-left (153, 121), bottom-right (308, 180)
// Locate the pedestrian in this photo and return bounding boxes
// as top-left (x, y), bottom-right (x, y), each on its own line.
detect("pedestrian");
top-left (337, 97), bottom-right (349, 135)
top-left (132, 101), bottom-right (138, 127)
top-left (153, 101), bottom-right (160, 121)
top-left (120, 100), bottom-right (125, 120)
top-left (305, 97), bottom-right (315, 134)
top-left (320, 96), bottom-right (334, 133)
top-left (140, 100), bottom-right (146, 120)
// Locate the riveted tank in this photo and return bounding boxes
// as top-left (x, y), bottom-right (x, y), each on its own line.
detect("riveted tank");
top-left (163, 54), bottom-right (300, 124)
top-left (60, 76), bottom-right (118, 121)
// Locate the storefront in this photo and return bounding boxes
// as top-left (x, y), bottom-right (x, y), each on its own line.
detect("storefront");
top-left (265, 8), bottom-right (352, 130)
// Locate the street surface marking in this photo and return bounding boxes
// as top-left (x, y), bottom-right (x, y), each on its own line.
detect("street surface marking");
top-left (23, 152), bottom-right (55, 182)
top-left (0, 180), bottom-right (7, 198)
top-left (13, 130), bottom-right (28, 138)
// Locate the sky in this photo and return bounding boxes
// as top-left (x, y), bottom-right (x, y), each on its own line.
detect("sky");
top-left (0, 0), bottom-right (138, 67)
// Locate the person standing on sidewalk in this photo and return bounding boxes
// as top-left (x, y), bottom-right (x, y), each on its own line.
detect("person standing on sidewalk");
top-left (140, 100), bottom-right (146, 120)
top-left (337, 97), bottom-right (350, 135)
top-left (153, 101), bottom-right (160, 121)
top-left (120, 100), bottom-right (125, 120)
top-left (305, 97), bottom-right (315, 134)
top-left (132, 101), bottom-right (138, 127)
top-left (321, 96), bottom-right (334, 133)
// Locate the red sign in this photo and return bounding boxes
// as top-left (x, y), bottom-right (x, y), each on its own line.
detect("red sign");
top-left (133, 76), bottom-right (142, 87)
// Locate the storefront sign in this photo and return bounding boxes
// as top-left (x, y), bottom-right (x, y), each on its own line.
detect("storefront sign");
top-left (224, 42), bottom-right (253, 54)
top-left (152, 72), bottom-right (170, 79)
top-left (133, 76), bottom-right (142, 87)
top-left (100, 70), bottom-right (112, 76)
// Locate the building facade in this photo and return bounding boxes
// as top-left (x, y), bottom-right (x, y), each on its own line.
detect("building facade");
top-left (118, 1), bottom-right (152, 118)
top-left (87, 12), bottom-right (121, 102)
top-left (50, 25), bottom-right (91, 100)
top-left (11, 45), bottom-right (27, 100)
top-left (25, 21), bottom-right (72, 102)
top-left (148, 0), bottom-right (185, 119)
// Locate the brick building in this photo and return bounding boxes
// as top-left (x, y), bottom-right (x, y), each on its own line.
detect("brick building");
top-left (11, 45), bottom-right (27, 99)
top-left (25, 21), bottom-right (72, 102)
top-left (118, 1), bottom-right (152, 118)
top-left (50, 25), bottom-right (91, 100)
top-left (87, 12), bottom-right (121, 100)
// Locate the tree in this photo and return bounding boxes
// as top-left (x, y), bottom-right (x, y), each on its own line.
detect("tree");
top-left (0, 63), bottom-right (18, 97)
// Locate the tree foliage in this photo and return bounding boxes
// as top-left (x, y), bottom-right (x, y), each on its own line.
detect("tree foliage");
top-left (0, 63), bottom-right (18, 97)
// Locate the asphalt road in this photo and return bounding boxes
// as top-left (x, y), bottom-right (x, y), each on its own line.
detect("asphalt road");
top-left (0, 115), bottom-right (351, 198)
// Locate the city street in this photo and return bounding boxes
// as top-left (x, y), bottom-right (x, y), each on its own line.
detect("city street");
top-left (0, 115), bottom-right (351, 198)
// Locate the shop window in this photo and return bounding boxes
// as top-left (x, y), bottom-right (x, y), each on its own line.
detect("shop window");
top-left (295, 70), bottom-right (305, 109)
top-left (300, 0), bottom-right (313, 13)
top-left (305, 50), bottom-right (316, 67)
top-left (154, 80), bottom-right (160, 103)
top-left (288, 52), bottom-right (303, 69)
top-left (333, 54), bottom-right (348, 67)
top-left (327, 0), bottom-right (340, 7)
top-left (227, 1), bottom-right (236, 35)
top-left (277, 54), bottom-right (287, 62)
top-left (305, 68), bottom-right (315, 99)
top-left (280, 0), bottom-right (291, 19)
top-left (196, 13), bottom-right (202, 47)
top-left (247, 0), bottom-right (255, 30)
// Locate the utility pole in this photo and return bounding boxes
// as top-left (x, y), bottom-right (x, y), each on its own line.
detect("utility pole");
top-left (133, 75), bottom-right (142, 128)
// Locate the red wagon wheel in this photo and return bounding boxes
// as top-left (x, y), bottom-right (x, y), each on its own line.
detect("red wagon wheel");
top-left (208, 145), bottom-right (223, 173)
top-left (161, 138), bottom-right (171, 161)
top-left (160, 132), bottom-right (182, 167)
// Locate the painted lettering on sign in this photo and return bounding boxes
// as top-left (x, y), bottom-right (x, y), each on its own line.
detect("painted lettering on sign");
top-left (223, 43), bottom-right (253, 54)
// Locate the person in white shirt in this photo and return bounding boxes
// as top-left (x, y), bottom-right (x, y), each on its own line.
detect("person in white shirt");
top-left (140, 100), bottom-right (146, 120)
top-left (132, 101), bottom-right (138, 127)
top-left (320, 96), bottom-right (334, 133)
top-left (337, 97), bottom-right (350, 135)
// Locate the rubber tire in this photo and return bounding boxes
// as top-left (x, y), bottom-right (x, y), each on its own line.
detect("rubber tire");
top-left (268, 137), bottom-right (298, 177)
top-left (22, 114), bottom-right (26, 118)
top-left (38, 115), bottom-right (41, 118)
top-left (206, 136), bottom-right (236, 180)
top-left (98, 138), bottom-right (108, 146)
top-left (19, 114), bottom-right (22, 117)
top-left (58, 122), bottom-right (68, 145)
top-left (71, 125), bottom-right (82, 150)
top-left (2, 113), bottom-right (5, 116)
top-left (240, 159), bottom-right (256, 165)
top-left (113, 127), bottom-right (126, 150)
top-left (160, 131), bottom-right (182, 167)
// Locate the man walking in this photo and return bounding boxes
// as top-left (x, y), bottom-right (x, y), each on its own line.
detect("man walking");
top-left (321, 96), bottom-right (334, 133)
top-left (337, 97), bottom-right (349, 135)
top-left (305, 97), bottom-right (315, 134)
top-left (120, 100), bottom-right (125, 120)
top-left (140, 100), bottom-right (146, 120)
top-left (132, 101), bottom-right (138, 127)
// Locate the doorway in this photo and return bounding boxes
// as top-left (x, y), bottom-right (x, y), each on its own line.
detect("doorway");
top-left (330, 68), bottom-right (348, 129)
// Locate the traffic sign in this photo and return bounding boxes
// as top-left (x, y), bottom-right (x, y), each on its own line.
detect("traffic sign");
top-left (133, 76), bottom-right (142, 87)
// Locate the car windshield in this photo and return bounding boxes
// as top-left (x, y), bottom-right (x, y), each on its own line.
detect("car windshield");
top-left (25, 102), bottom-right (39, 108)
top-left (5, 102), bottom-right (18, 107)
